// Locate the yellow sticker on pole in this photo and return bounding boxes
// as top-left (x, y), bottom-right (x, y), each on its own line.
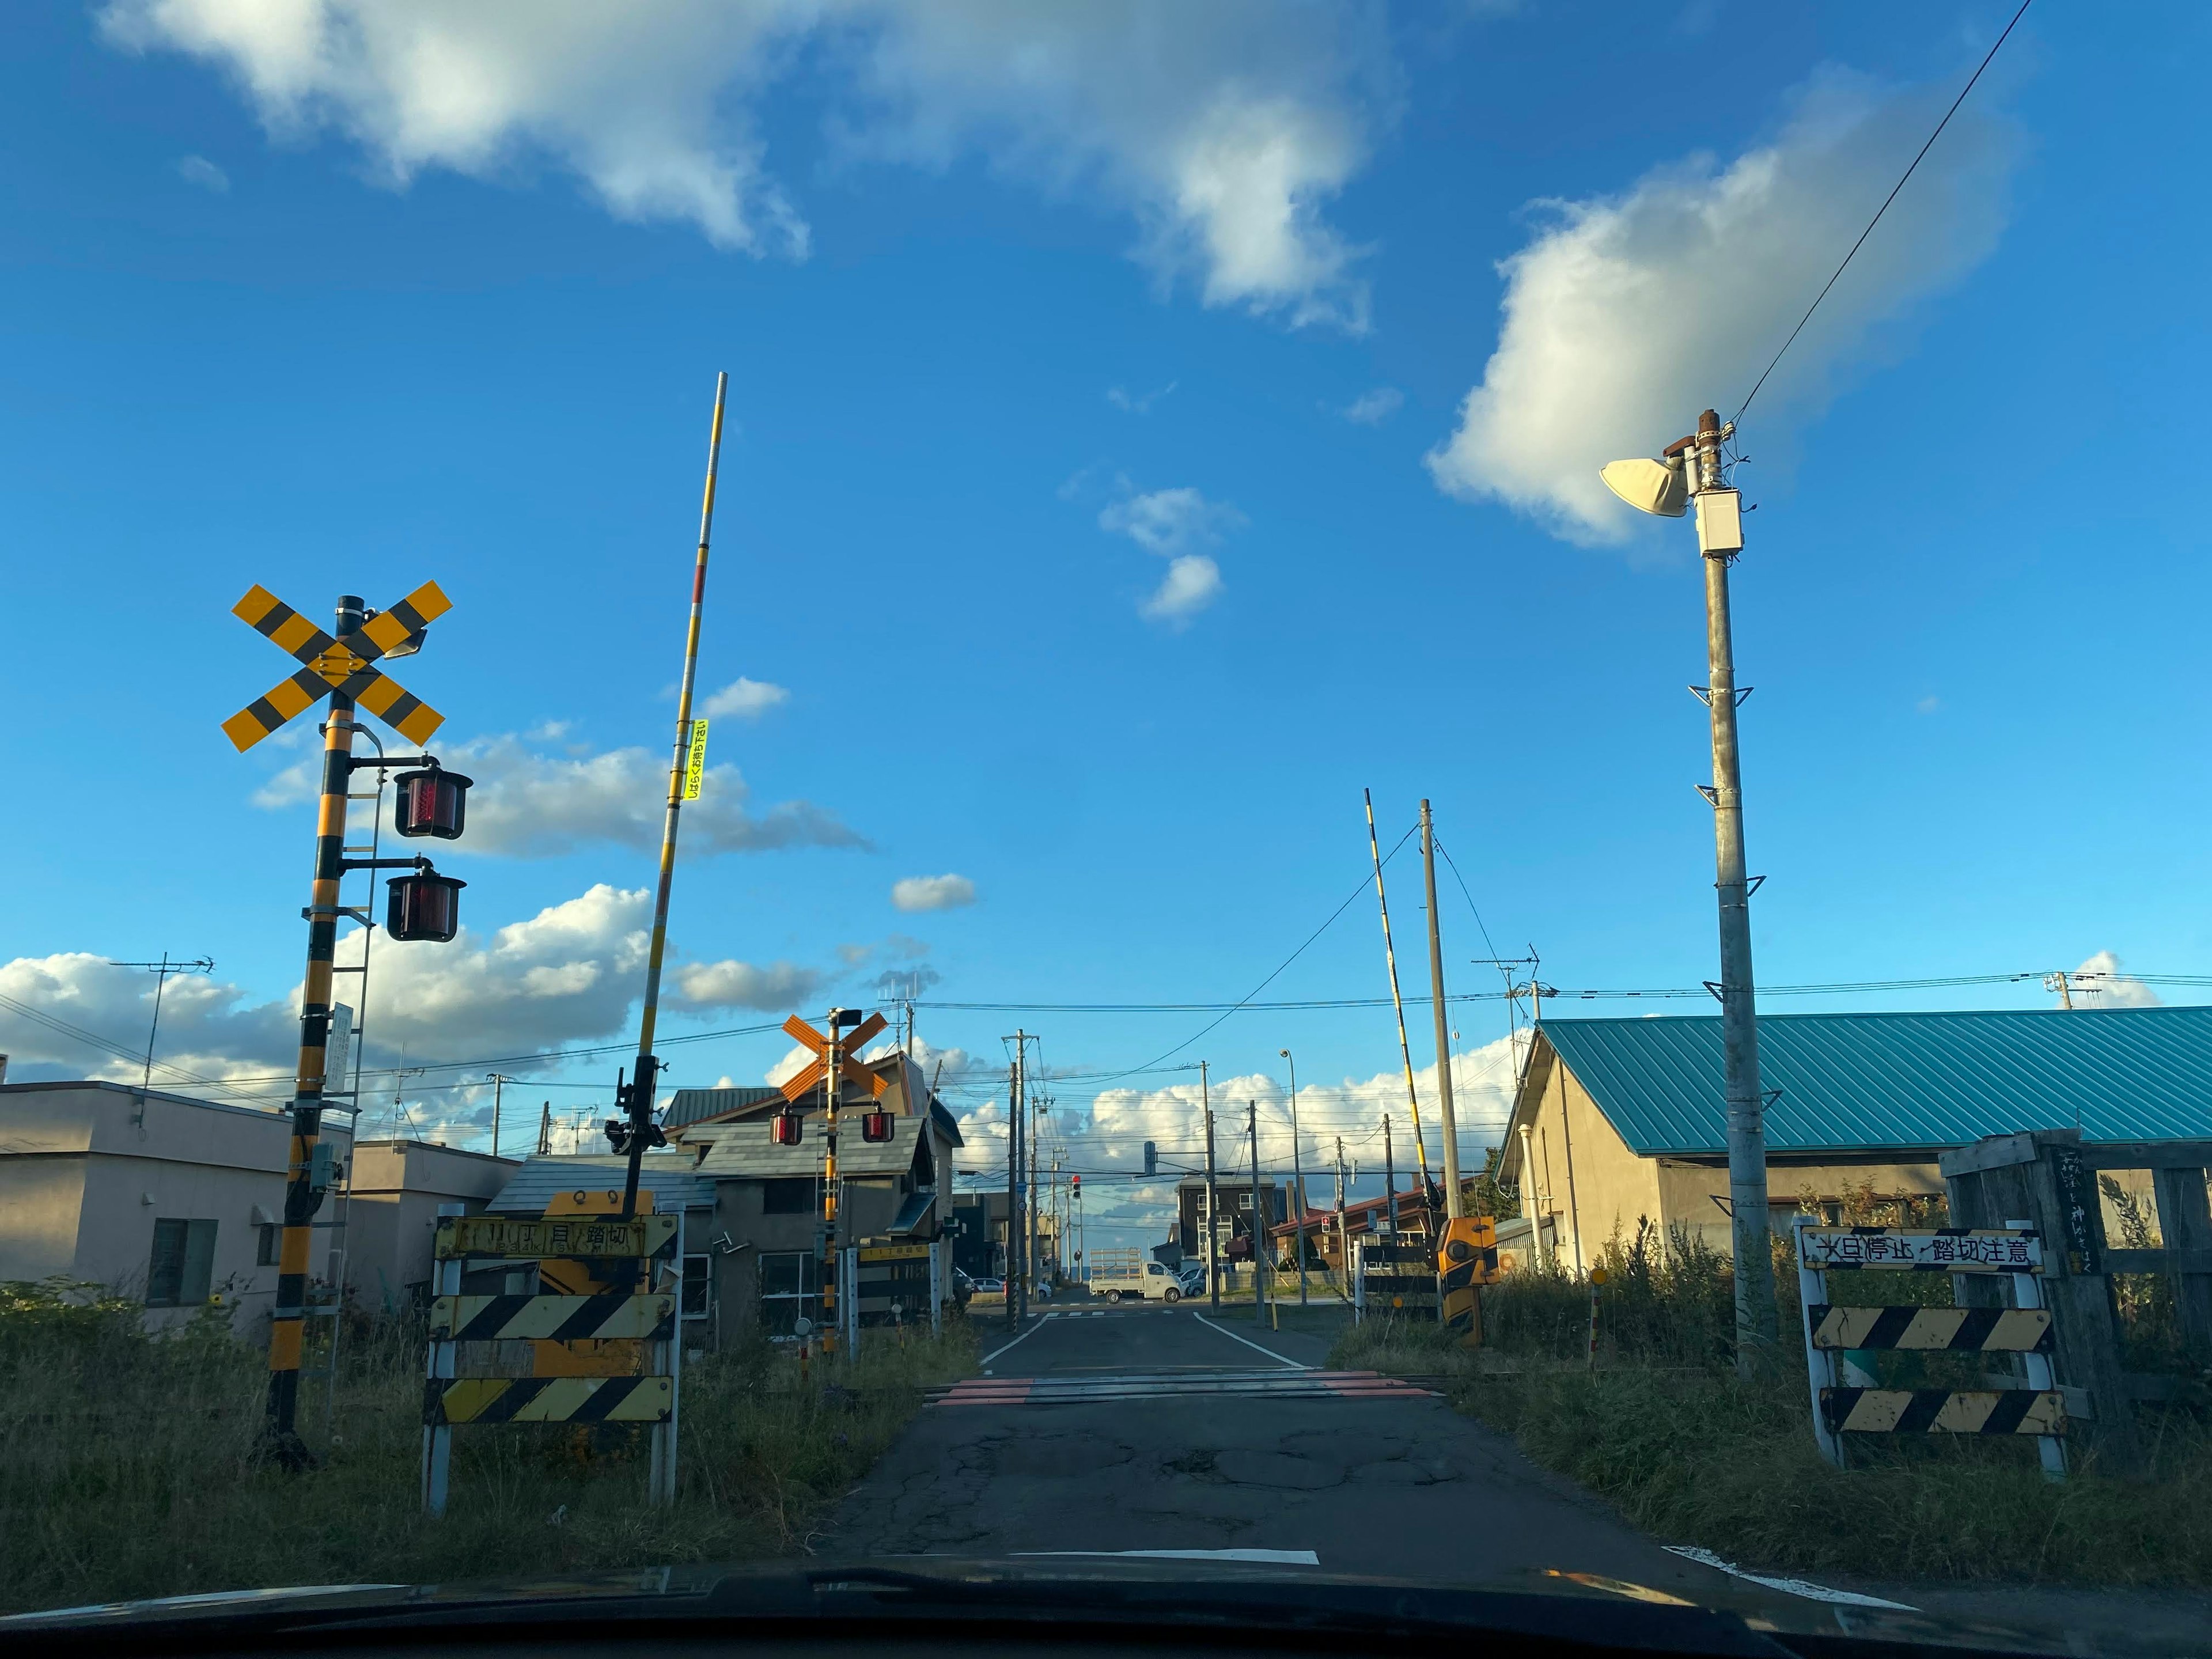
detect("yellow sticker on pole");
top-left (683, 718), bottom-right (709, 800)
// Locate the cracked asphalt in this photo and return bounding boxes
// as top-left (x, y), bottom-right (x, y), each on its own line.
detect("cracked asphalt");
top-left (820, 1302), bottom-right (1750, 1597)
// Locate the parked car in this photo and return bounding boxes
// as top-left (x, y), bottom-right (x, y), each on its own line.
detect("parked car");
top-left (970, 1276), bottom-right (1006, 1297)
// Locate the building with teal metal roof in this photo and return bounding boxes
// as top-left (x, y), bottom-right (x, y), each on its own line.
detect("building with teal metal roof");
top-left (1498, 1006), bottom-right (2212, 1273)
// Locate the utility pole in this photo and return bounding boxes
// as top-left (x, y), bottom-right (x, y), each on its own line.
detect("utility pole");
top-left (1335, 1136), bottom-right (1350, 1298)
top-left (1279, 1048), bottom-right (1308, 1305)
top-left (1003, 1059), bottom-right (1020, 1330)
top-left (1248, 1100), bottom-right (1267, 1322)
top-left (621, 373), bottom-right (728, 1221)
top-left (1202, 1061), bottom-right (1221, 1312)
top-left (536, 1101), bottom-right (551, 1156)
top-left (483, 1073), bottom-right (513, 1159)
top-left (1419, 801), bottom-right (1464, 1220)
top-left (1365, 790), bottom-right (1433, 1232)
top-left (1027, 1047), bottom-right (1040, 1298)
top-left (2043, 971), bottom-right (2076, 1010)
top-left (1382, 1113), bottom-right (1397, 1237)
top-left (1684, 407), bottom-right (1777, 1370)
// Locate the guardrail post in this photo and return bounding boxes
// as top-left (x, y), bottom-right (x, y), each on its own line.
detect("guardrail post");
top-left (1793, 1217), bottom-right (1843, 1469)
top-left (421, 1200), bottom-right (464, 1517)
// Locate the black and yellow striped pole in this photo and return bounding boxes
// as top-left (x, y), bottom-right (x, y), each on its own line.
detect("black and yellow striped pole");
top-left (266, 594), bottom-right (363, 1462)
top-left (620, 373), bottom-right (729, 1220)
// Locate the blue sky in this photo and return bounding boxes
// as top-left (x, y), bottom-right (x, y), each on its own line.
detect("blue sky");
top-left (3, 2), bottom-right (2207, 1248)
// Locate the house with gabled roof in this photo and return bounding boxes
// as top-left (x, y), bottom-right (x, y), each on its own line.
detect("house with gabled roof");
top-left (1499, 1006), bottom-right (2212, 1274)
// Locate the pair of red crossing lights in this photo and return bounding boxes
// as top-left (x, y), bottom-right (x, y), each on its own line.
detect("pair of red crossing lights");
top-left (382, 764), bottom-right (474, 941)
top-left (770, 1105), bottom-right (895, 1145)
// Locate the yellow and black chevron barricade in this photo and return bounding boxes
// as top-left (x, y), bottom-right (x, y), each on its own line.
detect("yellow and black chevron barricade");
top-left (1792, 1218), bottom-right (2069, 1479)
top-left (1438, 1215), bottom-right (1501, 1344)
top-left (1820, 1386), bottom-right (2066, 1437)
top-left (223, 581), bottom-right (450, 752)
top-left (1355, 1237), bottom-right (1438, 1323)
top-left (422, 1199), bottom-right (684, 1516)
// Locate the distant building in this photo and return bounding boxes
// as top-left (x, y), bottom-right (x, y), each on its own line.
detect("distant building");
top-left (1175, 1175), bottom-right (1284, 1263)
top-left (0, 1081), bottom-right (515, 1327)
top-left (1498, 1008), bottom-right (2212, 1272)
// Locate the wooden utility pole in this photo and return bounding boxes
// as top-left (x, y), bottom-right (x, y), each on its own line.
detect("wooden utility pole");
top-left (1419, 801), bottom-right (1463, 1219)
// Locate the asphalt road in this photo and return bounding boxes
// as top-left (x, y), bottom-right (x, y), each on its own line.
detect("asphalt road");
top-left (824, 1301), bottom-right (1748, 1597)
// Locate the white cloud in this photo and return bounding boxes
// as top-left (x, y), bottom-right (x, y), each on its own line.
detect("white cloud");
top-left (1426, 69), bottom-right (2017, 543)
top-left (1100, 483), bottom-right (1242, 626)
top-left (891, 873), bottom-right (975, 912)
top-left (102, 0), bottom-right (1384, 328)
top-left (1138, 556), bottom-right (1222, 627)
top-left (700, 676), bottom-right (789, 719)
top-left (2071, 950), bottom-right (2158, 1010)
top-left (253, 730), bottom-right (866, 857)
top-left (1107, 381), bottom-right (1177, 414)
top-left (0, 953), bottom-right (294, 1105)
top-left (673, 957), bottom-right (820, 1010)
top-left (175, 152), bottom-right (229, 191)
top-left (1340, 385), bottom-right (1401, 425)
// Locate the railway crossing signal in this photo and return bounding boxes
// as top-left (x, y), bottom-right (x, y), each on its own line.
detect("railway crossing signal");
top-left (777, 1010), bottom-right (890, 1105)
top-left (225, 584), bottom-right (468, 1464)
top-left (774, 1008), bottom-right (890, 1358)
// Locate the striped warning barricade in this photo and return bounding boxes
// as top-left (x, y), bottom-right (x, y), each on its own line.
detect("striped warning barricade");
top-left (428, 1293), bottom-right (675, 1343)
top-left (1808, 1304), bottom-right (2051, 1354)
top-left (1821, 1387), bottom-right (2065, 1437)
top-left (426, 1374), bottom-right (673, 1426)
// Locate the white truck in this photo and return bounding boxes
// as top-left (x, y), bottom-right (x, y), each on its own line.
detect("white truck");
top-left (1088, 1249), bottom-right (1183, 1302)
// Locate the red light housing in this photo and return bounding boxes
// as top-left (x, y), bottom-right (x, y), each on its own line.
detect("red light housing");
top-left (770, 1111), bottom-right (802, 1147)
top-left (393, 767), bottom-right (471, 840)
top-left (385, 869), bottom-right (465, 942)
top-left (860, 1110), bottom-right (893, 1144)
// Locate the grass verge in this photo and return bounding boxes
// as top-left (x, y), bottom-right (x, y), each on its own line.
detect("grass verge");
top-left (1, 1280), bottom-right (975, 1616)
top-left (1331, 1290), bottom-right (2212, 1589)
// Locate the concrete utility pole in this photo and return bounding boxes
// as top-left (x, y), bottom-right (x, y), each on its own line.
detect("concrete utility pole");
top-left (1684, 407), bottom-right (1778, 1370)
top-left (1202, 1061), bottom-right (1221, 1312)
top-left (484, 1073), bottom-right (513, 1159)
top-left (1335, 1135), bottom-right (1349, 1298)
top-left (1005, 1055), bottom-right (1022, 1327)
top-left (1381, 1113), bottom-right (1397, 1236)
top-left (2043, 971), bottom-right (2077, 1010)
top-left (536, 1101), bottom-right (551, 1156)
top-left (1248, 1100), bottom-right (1268, 1322)
top-left (1279, 1048), bottom-right (1308, 1305)
top-left (1419, 801), bottom-right (1463, 1219)
top-left (1026, 1047), bottom-right (1040, 1297)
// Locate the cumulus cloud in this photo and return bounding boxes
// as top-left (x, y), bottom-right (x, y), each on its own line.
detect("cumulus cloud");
top-left (102, 0), bottom-right (1384, 328)
top-left (253, 730), bottom-right (866, 857)
top-left (175, 152), bottom-right (229, 191)
top-left (673, 957), bottom-right (820, 1010)
top-left (0, 953), bottom-right (294, 1105)
top-left (2071, 950), bottom-right (2158, 1010)
top-left (1426, 69), bottom-right (2017, 543)
top-left (1340, 385), bottom-right (1401, 425)
top-left (891, 873), bottom-right (975, 912)
top-left (1099, 483), bottom-right (1243, 626)
top-left (700, 676), bottom-right (790, 719)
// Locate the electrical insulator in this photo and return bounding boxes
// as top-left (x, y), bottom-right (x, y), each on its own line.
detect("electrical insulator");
top-left (770, 1110), bottom-right (802, 1147)
top-left (385, 869), bottom-right (466, 942)
top-left (860, 1110), bottom-right (893, 1143)
top-left (392, 767), bottom-right (472, 840)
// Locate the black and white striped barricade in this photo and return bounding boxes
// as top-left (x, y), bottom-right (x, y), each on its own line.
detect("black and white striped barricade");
top-left (1353, 1237), bottom-right (1437, 1325)
top-left (1792, 1218), bottom-right (2066, 1479)
top-left (421, 1203), bottom-right (683, 1516)
top-left (838, 1242), bottom-right (945, 1355)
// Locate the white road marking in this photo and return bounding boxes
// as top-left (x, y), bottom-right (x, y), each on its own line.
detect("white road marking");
top-left (1663, 1546), bottom-right (1916, 1611)
top-left (1015, 1550), bottom-right (1320, 1566)
top-left (1194, 1313), bottom-right (1309, 1369)
top-left (980, 1312), bottom-right (1056, 1367)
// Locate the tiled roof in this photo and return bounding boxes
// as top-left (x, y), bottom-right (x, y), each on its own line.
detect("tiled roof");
top-left (1539, 1006), bottom-right (2212, 1157)
top-left (694, 1112), bottom-right (927, 1179)
top-left (486, 1152), bottom-right (717, 1214)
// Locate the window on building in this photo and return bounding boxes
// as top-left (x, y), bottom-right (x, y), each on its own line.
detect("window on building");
top-left (682, 1252), bottom-right (710, 1319)
top-left (762, 1177), bottom-right (814, 1215)
top-left (759, 1251), bottom-right (820, 1337)
top-left (256, 1224), bottom-right (280, 1266)
top-left (147, 1218), bottom-right (218, 1307)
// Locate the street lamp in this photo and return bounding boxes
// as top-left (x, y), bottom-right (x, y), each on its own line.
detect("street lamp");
top-left (1279, 1048), bottom-right (1308, 1306)
top-left (1601, 408), bottom-right (1777, 1373)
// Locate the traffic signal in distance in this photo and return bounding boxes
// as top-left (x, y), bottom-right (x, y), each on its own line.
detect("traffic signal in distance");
top-left (1071, 1173), bottom-right (1081, 1193)
top-left (1143, 1141), bottom-right (1157, 1177)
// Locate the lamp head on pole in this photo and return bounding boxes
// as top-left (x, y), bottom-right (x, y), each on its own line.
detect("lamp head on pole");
top-left (1599, 452), bottom-right (1690, 518)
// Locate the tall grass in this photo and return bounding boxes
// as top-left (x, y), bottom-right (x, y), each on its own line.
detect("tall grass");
top-left (0, 1279), bottom-right (975, 1616)
top-left (1329, 1213), bottom-right (2212, 1589)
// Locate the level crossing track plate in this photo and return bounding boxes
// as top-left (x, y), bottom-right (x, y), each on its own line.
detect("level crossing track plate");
top-left (930, 1369), bottom-right (1438, 1407)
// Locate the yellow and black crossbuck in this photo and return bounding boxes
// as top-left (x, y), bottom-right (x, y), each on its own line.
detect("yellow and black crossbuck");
top-left (222, 581), bottom-right (450, 752)
top-left (1808, 1304), bottom-right (2053, 1353)
top-left (1821, 1387), bottom-right (2066, 1436)
top-left (425, 1374), bottom-right (673, 1426)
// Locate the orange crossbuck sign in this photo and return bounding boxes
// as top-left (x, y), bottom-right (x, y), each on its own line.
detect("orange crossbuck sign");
top-left (779, 1013), bottom-right (890, 1103)
top-left (222, 581), bottom-right (451, 752)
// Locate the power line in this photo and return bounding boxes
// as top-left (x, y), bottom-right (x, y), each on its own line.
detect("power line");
top-left (1733, 0), bottom-right (2031, 425)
